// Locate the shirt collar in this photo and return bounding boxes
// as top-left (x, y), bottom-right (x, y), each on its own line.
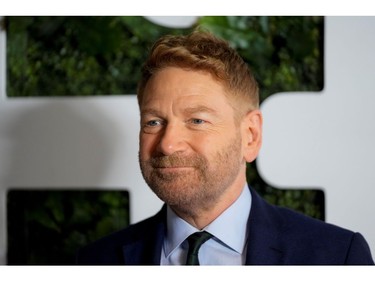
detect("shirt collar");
top-left (163, 184), bottom-right (252, 257)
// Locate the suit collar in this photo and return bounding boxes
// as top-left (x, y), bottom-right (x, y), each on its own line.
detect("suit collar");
top-left (245, 187), bottom-right (285, 265)
top-left (122, 206), bottom-right (167, 265)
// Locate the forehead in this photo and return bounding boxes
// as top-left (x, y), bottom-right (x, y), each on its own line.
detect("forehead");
top-left (141, 67), bottom-right (231, 108)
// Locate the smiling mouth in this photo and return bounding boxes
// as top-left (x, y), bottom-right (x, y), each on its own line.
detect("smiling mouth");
top-left (154, 166), bottom-right (194, 171)
top-left (155, 166), bottom-right (192, 169)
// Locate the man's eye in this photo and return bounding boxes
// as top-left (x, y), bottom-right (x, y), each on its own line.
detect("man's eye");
top-left (191, 119), bottom-right (205, 125)
top-left (146, 120), bottom-right (162, 127)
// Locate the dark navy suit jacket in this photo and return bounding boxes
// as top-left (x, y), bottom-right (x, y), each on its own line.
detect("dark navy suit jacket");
top-left (76, 187), bottom-right (374, 265)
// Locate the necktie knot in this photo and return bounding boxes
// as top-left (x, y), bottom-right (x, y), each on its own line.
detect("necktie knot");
top-left (185, 231), bottom-right (213, 265)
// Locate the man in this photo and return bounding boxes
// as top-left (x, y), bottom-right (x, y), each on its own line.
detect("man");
top-left (76, 31), bottom-right (374, 265)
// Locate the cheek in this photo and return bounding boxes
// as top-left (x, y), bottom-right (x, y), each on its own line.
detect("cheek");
top-left (206, 128), bottom-right (237, 148)
top-left (193, 137), bottom-right (222, 160)
top-left (139, 134), bottom-right (157, 159)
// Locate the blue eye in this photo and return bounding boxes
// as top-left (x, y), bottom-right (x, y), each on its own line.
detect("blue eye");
top-left (146, 120), bottom-right (161, 127)
top-left (191, 119), bottom-right (205, 125)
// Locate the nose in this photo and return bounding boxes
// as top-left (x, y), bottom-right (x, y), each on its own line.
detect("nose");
top-left (157, 123), bottom-right (187, 156)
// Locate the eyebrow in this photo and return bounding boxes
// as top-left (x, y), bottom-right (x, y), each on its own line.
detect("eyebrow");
top-left (183, 105), bottom-right (218, 116)
top-left (140, 108), bottom-right (161, 116)
top-left (141, 106), bottom-right (219, 117)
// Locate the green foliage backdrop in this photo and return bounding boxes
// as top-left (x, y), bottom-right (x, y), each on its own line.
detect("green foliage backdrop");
top-left (6, 16), bottom-right (188, 96)
top-left (5, 16), bottom-right (325, 264)
top-left (7, 190), bottom-right (129, 264)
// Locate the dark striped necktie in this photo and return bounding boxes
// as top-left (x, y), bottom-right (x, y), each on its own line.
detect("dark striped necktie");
top-left (185, 231), bottom-right (213, 265)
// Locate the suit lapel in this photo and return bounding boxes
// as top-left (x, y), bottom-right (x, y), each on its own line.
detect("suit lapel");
top-left (122, 206), bottom-right (167, 265)
top-left (245, 188), bottom-right (285, 265)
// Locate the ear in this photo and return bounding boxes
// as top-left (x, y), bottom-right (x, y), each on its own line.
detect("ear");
top-left (241, 109), bottom-right (263, 163)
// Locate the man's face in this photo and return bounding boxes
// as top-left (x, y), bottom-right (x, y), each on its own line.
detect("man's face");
top-left (139, 67), bottom-right (247, 214)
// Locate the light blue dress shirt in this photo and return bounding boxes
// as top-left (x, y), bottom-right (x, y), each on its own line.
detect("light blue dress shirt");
top-left (160, 185), bottom-right (252, 265)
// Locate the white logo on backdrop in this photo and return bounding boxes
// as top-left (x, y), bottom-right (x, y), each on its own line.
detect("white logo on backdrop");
top-left (257, 17), bottom-right (375, 256)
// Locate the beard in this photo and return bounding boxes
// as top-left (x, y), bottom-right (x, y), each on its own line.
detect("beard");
top-left (139, 135), bottom-right (243, 215)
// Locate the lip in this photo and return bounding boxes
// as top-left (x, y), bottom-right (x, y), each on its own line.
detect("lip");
top-left (154, 166), bottom-right (193, 171)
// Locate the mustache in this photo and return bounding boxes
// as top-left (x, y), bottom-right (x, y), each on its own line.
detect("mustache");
top-left (143, 153), bottom-right (206, 168)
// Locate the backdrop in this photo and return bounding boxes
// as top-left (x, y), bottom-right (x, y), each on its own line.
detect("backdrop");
top-left (0, 17), bottom-right (374, 264)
